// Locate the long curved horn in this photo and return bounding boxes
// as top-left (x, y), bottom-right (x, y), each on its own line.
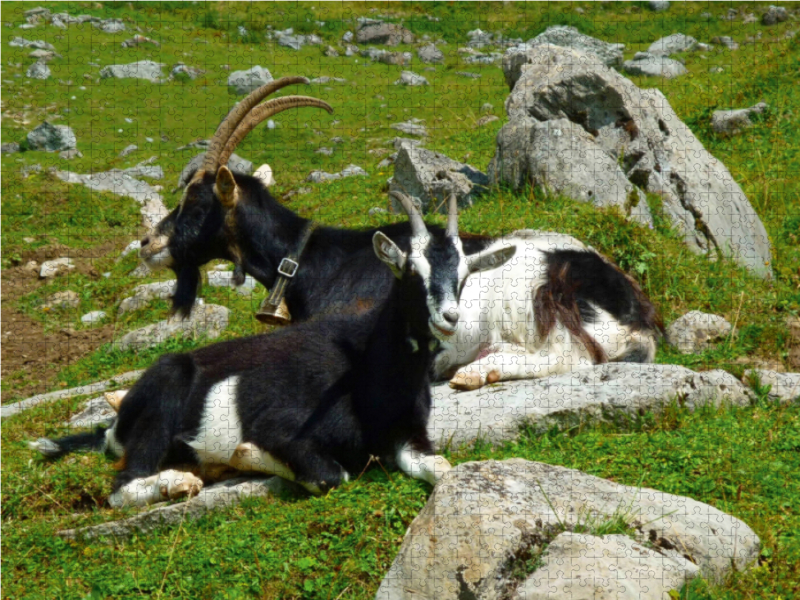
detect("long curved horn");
top-left (200, 76), bottom-right (311, 173)
top-left (390, 191), bottom-right (428, 239)
top-left (446, 193), bottom-right (459, 238)
top-left (218, 96), bottom-right (333, 168)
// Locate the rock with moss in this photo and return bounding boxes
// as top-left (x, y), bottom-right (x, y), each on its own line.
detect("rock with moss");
top-left (377, 459), bottom-right (760, 599)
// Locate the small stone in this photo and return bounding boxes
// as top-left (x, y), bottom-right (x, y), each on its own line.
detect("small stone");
top-left (477, 114), bottom-right (499, 127)
top-left (1, 142), bottom-right (20, 154)
top-left (667, 311), bottom-right (732, 354)
top-left (119, 144), bottom-right (138, 158)
top-left (456, 71), bottom-right (481, 79)
top-left (59, 148), bottom-right (82, 160)
top-left (648, 0), bottom-right (670, 11)
top-left (81, 310), bottom-right (107, 325)
top-left (23, 260), bottom-right (39, 273)
top-left (417, 43), bottom-right (444, 64)
top-left (762, 5), bottom-right (788, 25)
top-left (26, 60), bottom-right (50, 80)
top-left (227, 65), bottom-right (272, 95)
top-left (42, 290), bottom-right (80, 310)
top-left (394, 71), bottom-right (428, 86)
top-left (712, 36), bottom-right (739, 50)
top-left (39, 257), bottom-right (74, 279)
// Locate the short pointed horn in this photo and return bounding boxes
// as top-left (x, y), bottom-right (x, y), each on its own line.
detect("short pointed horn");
top-left (104, 390), bottom-right (128, 412)
top-left (446, 193), bottom-right (459, 238)
top-left (218, 96), bottom-right (333, 168)
top-left (200, 76), bottom-right (311, 173)
top-left (390, 191), bottom-right (428, 239)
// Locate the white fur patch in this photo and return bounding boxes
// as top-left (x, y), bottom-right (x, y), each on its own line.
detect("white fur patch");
top-left (229, 442), bottom-right (295, 481)
top-left (396, 444), bottom-right (452, 486)
top-left (186, 376), bottom-right (243, 465)
top-left (104, 423), bottom-right (124, 457)
top-left (109, 470), bottom-right (203, 508)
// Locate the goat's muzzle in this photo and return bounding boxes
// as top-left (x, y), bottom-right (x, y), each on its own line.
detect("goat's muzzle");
top-left (139, 233), bottom-right (173, 270)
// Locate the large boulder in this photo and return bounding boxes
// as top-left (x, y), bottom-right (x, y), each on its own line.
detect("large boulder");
top-left (762, 5), bottom-right (788, 25)
top-left (389, 146), bottom-right (489, 214)
top-left (376, 459), bottom-right (760, 599)
top-left (100, 60), bottom-right (164, 82)
top-left (356, 20), bottom-right (414, 46)
top-left (27, 122), bottom-right (77, 151)
top-left (494, 44), bottom-right (773, 278)
top-left (427, 363), bottom-right (753, 449)
top-left (667, 311), bottom-right (732, 354)
top-left (525, 25), bottom-right (625, 69)
top-left (746, 369), bottom-right (800, 403)
top-left (489, 117), bottom-right (652, 226)
top-left (227, 65), bottom-right (272, 95)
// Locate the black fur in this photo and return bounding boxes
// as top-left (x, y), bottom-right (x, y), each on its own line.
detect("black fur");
top-left (49, 233), bottom-right (463, 495)
top-left (150, 170), bottom-right (491, 320)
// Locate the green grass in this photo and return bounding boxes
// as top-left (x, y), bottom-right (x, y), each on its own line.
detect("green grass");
top-left (2, 1), bottom-right (800, 598)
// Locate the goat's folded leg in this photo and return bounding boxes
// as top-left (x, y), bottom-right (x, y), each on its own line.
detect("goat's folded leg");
top-left (449, 343), bottom-right (592, 391)
top-left (109, 469), bottom-right (203, 508)
top-left (395, 444), bottom-right (452, 486)
top-left (230, 442), bottom-right (348, 495)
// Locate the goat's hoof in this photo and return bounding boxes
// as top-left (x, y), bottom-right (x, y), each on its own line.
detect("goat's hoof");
top-left (486, 370), bottom-right (501, 384)
top-left (160, 471), bottom-right (203, 500)
top-left (449, 371), bottom-right (484, 391)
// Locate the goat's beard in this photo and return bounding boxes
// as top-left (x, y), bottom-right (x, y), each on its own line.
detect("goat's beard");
top-left (171, 265), bottom-right (201, 318)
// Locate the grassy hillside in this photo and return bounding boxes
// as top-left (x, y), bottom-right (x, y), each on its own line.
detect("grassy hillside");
top-left (2, 2), bottom-right (799, 598)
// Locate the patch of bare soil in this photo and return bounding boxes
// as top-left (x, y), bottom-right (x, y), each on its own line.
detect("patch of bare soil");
top-left (1, 242), bottom-right (121, 403)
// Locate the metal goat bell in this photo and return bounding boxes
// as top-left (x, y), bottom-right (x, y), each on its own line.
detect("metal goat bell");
top-left (256, 296), bottom-right (291, 325)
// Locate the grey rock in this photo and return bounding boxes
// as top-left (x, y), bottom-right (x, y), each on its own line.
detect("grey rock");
top-left (59, 148), bottom-right (82, 160)
top-left (207, 270), bottom-right (257, 294)
top-left (323, 45), bottom-right (339, 57)
top-left (377, 459), bottom-right (759, 599)
top-left (27, 122), bottom-right (76, 151)
top-left (305, 164), bottom-right (367, 183)
top-left (177, 152), bottom-right (253, 189)
top-left (392, 137), bottom-right (423, 150)
top-left (26, 60), bottom-right (50, 79)
top-left (417, 43), bottom-right (444, 64)
top-left (115, 301), bottom-right (229, 352)
top-left (649, 0), bottom-right (670, 11)
top-left (696, 42), bottom-right (713, 51)
top-left (368, 207), bottom-right (388, 216)
top-left (95, 19), bottom-right (125, 34)
top-left (466, 28), bottom-right (493, 48)
top-left (39, 257), bottom-right (74, 278)
top-left (119, 144), bottom-right (138, 158)
top-left (67, 395), bottom-right (116, 429)
top-left (746, 370), bottom-right (800, 403)
top-left (648, 33), bottom-right (698, 56)
top-left (481, 102), bottom-right (494, 113)
top-left (315, 147), bottom-right (333, 156)
top-left (476, 114), bottom-right (499, 127)
top-left (394, 70), bottom-right (428, 86)
top-left (464, 52), bottom-right (503, 65)
top-left (712, 36), bottom-right (739, 50)
top-left (310, 76), bottom-right (347, 84)
top-left (356, 21), bottom-right (414, 46)
top-left (622, 52), bottom-right (688, 78)
top-left (169, 63), bottom-right (203, 80)
top-left (389, 146), bottom-right (489, 214)
top-left (58, 477), bottom-right (296, 540)
top-left (743, 13), bottom-right (758, 25)
top-left (490, 117), bottom-right (652, 226)
top-left (427, 364), bottom-right (752, 449)
top-left (1, 370), bottom-right (143, 420)
top-left (667, 311), bottom-right (732, 354)
top-left (498, 44), bottom-right (772, 277)
top-left (9, 36), bottom-right (55, 50)
top-left (42, 290), bottom-right (80, 309)
top-left (524, 25), bottom-right (625, 69)
top-left (763, 5), bottom-right (788, 25)
top-left (121, 35), bottom-right (160, 48)
top-left (20, 164), bottom-right (42, 178)
top-left (1, 142), bottom-right (20, 154)
top-left (513, 533), bottom-right (698, 600)
top-left (81, 310), bottom-right (107, 325)
top-left (227, 65), bottom-right (272, 95)
top-left (456, 71), bottom-right (481, 79)
top-left (712, 102), bottom-right (768, 135)
top-left (390, 119), bottom-right (428, 137)
top-left (100, 60), bottom-right (165, 83)
top-left (341, 31), bottom-right (354, 43)
top-left (119, 280), bottom-right (177, 314)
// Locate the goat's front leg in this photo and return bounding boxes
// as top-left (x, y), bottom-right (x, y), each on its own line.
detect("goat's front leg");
top-left (449, 342), bottom-right (593, 391)
top-left (395, 444), bottom-right (452, 486)
top-left (109, 469), bottom-right (203, 508)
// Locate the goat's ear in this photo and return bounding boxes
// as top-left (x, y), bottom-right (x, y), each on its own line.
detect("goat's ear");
top-left (467, 244), bottom-right (516, 274)
top-left (214, 166), bottom-right (239, 208)
top-left (373, 232), bottom-right (406, 278)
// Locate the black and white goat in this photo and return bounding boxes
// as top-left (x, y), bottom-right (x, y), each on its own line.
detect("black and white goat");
top-left (140, 76), bottom-right (662, 391)
top-left (31, 195), bottom-right (515, 507)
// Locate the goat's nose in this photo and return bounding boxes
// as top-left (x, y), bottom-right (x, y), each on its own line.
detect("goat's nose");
top-left (443, 310), bottom-right (459, 326)
top-left (140, 235), bottom-right (151, 247)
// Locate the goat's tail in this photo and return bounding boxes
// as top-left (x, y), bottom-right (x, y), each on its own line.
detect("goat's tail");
top-left (28, 420), bottom-right (116, 459)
